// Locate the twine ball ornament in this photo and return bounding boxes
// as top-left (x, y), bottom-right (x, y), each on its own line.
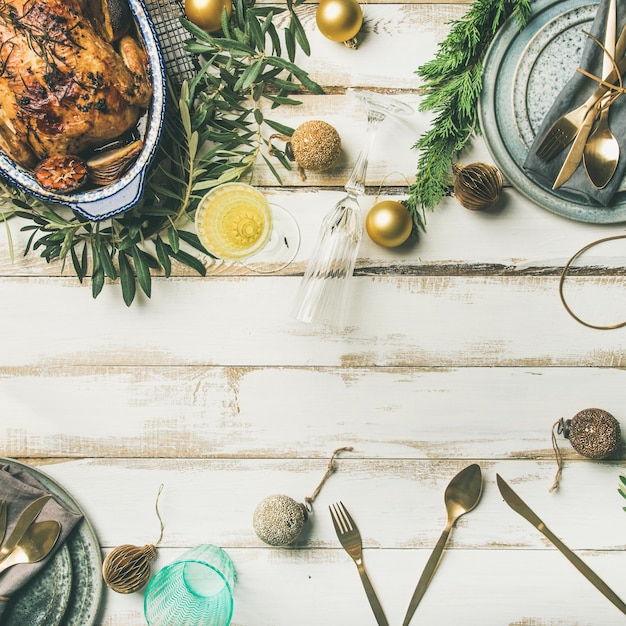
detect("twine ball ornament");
top-left (270, 121), bottom-right (341, 181)
top-left (550, 409), bottom-right (621, 491)
top-left (252, 446), bottom-right (353, 546)
top-left (452, 162), bottom-right (503, 210)
top-left (365, 200), bottom-right (413, 248)
top-left (102, 484), bottom-right (165, 593)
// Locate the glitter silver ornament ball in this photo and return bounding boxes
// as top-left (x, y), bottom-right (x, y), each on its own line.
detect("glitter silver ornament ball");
top-left (566, 408), bottom-right (621, 459)
top-left (253, 494), bottom-right (308, 546)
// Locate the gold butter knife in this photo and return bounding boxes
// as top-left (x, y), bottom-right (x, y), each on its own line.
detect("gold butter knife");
top-left (497, 474), bottom-right (626, 615)
top-left (0, 494), bottom-right (51, 564)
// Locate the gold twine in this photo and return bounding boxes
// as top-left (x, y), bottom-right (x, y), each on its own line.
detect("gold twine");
top-left (154, 483), bottom-right (165, 545)
top-left (304, 446), bottom-right (354, 511)
top-left (559, 235), bottom-right (626, 330)
top-left (549, 419), bottom-right (565, 492)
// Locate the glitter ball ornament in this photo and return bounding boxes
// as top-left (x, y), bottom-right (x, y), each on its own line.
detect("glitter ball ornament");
top-left (252, 446), bottom-right (353, 546)
top-left (269, 121), bottom-right (341, 180)
top-left (550, 409), bottom-right (621, 491)
top-left (253, 495), bottom-right (308, 546)
top-left (452, 162), bottom-right (503, 210)
top-left (102, 544), bottom-right (157, 593)
top-left (366, 200), bottom-right (413, 248)
top-left (562, 408), bottom-right (621, 459)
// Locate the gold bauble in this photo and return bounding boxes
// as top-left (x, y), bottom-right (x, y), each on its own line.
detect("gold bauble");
top-left (452, 162), bottom-right (503, 210)
top-left (102, 543), bottom-right (158, 594)
top-left (316, 0), bottom-right (363, 46)
top-left (184, 0), bottom-right (232, 32)
top-left (365, 200), bottom-right (413, 248)
top-left (289, 120), bottom-right (342, 173)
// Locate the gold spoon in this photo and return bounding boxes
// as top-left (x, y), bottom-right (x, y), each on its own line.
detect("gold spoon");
top-left (583, 0), bottom-right (619, 189)
top-left (402, 464), bottom-right (483, 626)
top-left (0, 520), bottom-right (60, 576)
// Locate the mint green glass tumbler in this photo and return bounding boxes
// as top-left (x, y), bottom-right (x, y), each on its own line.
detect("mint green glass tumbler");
top-left (144, 544), bottom-right (236, 626)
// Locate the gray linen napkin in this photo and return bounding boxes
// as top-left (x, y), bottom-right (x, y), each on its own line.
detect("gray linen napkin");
top-left (0, 464), bottom-right (83, 620)
top-left (523, 0), bottom-right (626, 205)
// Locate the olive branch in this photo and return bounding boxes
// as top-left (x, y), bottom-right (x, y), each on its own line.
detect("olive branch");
top-left (0, 0), bottom-right (318, 305)
top-left (404, 0), bottom-right (533, 229)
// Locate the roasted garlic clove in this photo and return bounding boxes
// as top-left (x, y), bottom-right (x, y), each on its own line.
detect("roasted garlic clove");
top-left (86, 139), bottom-right (143, 186)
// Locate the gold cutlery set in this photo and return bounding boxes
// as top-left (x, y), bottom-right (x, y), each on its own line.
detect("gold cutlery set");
top-left (331, 466), bottom-right (626, 625)
top-left (0, 495), bottom-right (60, 577)
top-left (537, 0), bottom-right (625, 190)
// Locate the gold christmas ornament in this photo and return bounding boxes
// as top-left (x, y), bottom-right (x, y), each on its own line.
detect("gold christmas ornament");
top-left (252, 446), bottom-right (353, 546)
top-left (184, 0), bottom-right (232, 32)
top-left (269, 120), bottom-right (341, 181)
top-left (452, 162), bottom-right (503, 210)
top-left (315, 0), bottom-right (363, 48)
top-left (365, 200), bottom-right (413, 248)
top-left (102, 484), bottom-right (165, 593)
top-left (550, 409), bottom-right (621, 492)
top-left (102, 544), bottom-right (158, 594)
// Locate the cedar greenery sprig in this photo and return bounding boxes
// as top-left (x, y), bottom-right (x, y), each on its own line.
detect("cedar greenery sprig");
top-left (404, 0), bottom-right (533, 229)
top-left (0, 0), bottom-right (320, 306)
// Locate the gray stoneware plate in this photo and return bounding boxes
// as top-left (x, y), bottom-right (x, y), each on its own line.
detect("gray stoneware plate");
top-left (480, 0), bottom-right (626, 223)
top-left (1, 458), bottom-right (102, 626)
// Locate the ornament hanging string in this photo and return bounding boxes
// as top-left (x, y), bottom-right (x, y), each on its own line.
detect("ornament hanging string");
top-left (304, 446), bottom-right (353, 511)
top-left (550, 419), bottom-right (566, 492)
top-left (559, 234), bottom-right (626, 330)
top-left (373, 171), bottom-right (413, 203)
top-left (154, 483), bottom-right (165, 545)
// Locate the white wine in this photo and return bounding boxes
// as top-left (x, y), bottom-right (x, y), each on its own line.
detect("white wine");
top-left (195, 183), bottom-right (272, 259)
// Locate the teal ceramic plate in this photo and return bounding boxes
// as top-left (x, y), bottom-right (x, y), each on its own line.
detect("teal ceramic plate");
top-left (0, 459), bottom-right (102, 626)
top-left (480, 0), bottom-right (626, 223)
top-left (5, 546), bottom-right (72, 626)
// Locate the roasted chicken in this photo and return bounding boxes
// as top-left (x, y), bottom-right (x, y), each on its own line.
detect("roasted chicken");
top-left (0, 0), bottom-right (151, 171)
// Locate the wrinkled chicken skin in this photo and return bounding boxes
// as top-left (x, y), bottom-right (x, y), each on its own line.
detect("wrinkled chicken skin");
top-left (0, 0), bottom-right (151, 168)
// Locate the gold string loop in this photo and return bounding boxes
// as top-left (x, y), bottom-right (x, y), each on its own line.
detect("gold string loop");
top-left (304, 446), bottom-right (354, 511)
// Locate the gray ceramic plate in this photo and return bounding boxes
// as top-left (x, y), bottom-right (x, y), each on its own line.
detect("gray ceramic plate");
top-left (5, 545), bottom-right (72, 626)
top-left (0, 459), bottom-right (102, 626)
top-left (480, 0), bottom-right (626, 223)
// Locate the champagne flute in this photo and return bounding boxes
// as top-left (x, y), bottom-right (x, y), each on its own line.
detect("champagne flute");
top-left (292, 89), bottom-right (413, 328)
top-left (195, 182), bottom-right (300, 271)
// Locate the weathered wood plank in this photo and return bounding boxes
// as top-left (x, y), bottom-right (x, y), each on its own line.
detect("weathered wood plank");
top-left (2, 366), bottom-right (625, 460)
top-left (98, 546), bottom-right (626, 626)
top-left (27, 458), bottom-right (626, 551)
top-left (0, 274), bottom-right (624, 366)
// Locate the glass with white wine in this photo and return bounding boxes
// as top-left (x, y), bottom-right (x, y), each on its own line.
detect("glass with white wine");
top-left (195, 182), bottom-right (300, 269)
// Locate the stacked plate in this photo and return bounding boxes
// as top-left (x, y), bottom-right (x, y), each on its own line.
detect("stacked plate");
top-left (1, 459), bottom-right (102, 626)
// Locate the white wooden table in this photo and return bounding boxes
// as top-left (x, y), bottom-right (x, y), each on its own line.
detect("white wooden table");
top-left (2, 1), bottom-right (626, 624)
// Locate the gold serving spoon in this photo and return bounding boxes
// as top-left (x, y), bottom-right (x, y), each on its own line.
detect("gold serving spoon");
top-left (583, 0), bottom-right (620, 189)
top-left (403, 464), bottom-right (483, 626)
top-left (0, 520), bottom-right (60, 576)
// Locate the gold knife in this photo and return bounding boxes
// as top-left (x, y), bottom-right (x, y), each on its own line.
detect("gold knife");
top-left (496, 474), bottom-right (626, 615)
top-left (552, 103), bottom-right (599, 189)
top-left (0, 494), bottom-right (51, 564)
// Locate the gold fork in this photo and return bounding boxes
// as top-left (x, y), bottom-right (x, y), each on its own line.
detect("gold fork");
top-left (329, 501), bottom-right (389, 626)
top-left (535, 24), bottom-right (626, 163)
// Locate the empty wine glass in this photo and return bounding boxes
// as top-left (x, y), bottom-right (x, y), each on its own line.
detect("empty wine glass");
top-left (195, 182), bottom-right (300, 272)
top-left (292, 89), bottom-right (413, 328)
